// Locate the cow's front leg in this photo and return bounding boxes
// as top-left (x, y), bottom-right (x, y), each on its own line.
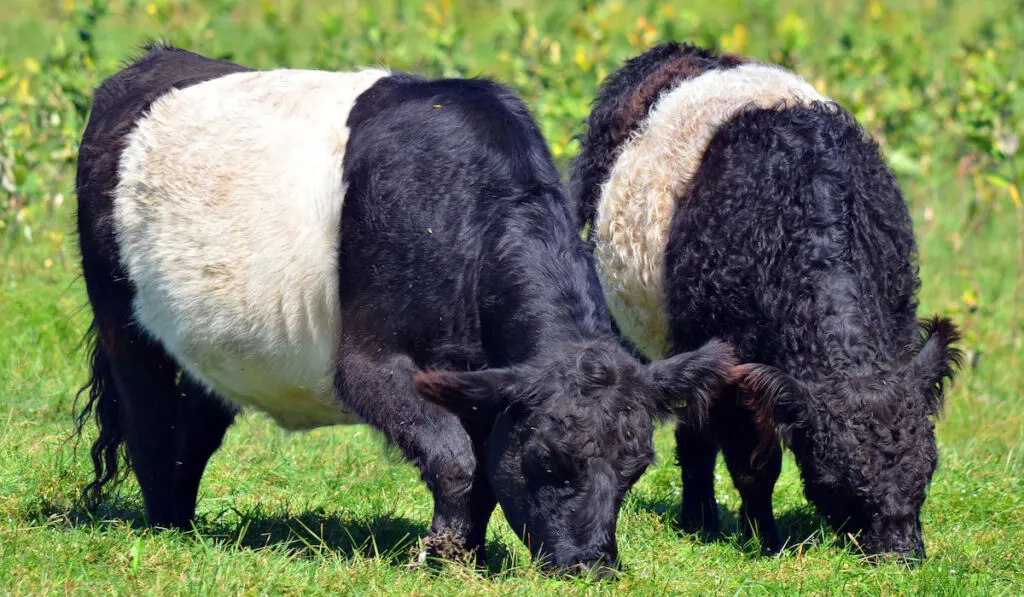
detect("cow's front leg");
top-left (335, 348), bottom-right (491, 565)
top-left (458, 423), bottom-right (498, 566)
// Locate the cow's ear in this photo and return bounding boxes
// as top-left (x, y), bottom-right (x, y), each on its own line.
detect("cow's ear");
top-left (733, 363), bottom-right (813, 444)
top-left (413, 368), bottom-right (516, 420)
top-left (648, 338), bottom-right (738, 426)
top-left (908, 316), bottom-right (963, 416)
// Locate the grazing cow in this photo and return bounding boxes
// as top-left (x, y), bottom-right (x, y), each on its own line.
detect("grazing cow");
top-left (73, 43), bottom-right (738, 575)
top-left (569, 42), bottom-right (962, 561)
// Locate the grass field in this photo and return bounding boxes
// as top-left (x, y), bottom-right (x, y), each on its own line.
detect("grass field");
top-left (1, 0), bottom-right (1023, 594)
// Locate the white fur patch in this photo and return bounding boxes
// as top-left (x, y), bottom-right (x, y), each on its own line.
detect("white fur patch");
top-left (114, 67), bottom-right (389, 430)
top-left (593, 63), bottom-right (828, 359)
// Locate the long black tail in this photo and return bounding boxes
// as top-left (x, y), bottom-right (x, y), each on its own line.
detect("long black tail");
top-left (72, 324), bottom-right (129, 506)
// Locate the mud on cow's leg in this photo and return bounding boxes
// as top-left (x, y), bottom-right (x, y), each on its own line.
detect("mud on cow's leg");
top-left (334, 348), bottom-right (486, 565)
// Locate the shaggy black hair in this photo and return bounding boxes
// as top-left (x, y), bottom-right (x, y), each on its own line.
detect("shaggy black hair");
top-left (569, 42), bottom-right (963, 562)
top-left (568, 41), bottom-right (746, 230)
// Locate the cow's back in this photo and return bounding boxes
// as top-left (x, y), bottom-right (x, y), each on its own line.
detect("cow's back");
top-left (590, 63), bottom-right (826, 360)
top-left (79, 46), bottom-right (390, 429)
top-left (335, 75), bottom-right (566, 369)
top-left (77, 45), bottom-right (251, 297)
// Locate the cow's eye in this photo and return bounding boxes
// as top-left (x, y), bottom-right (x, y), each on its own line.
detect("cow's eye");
top-left (537, 453), bottom-right (554, 474)
top-left (525, 443), bottom-right (558, 479)
top-left (535, 447), bottom-right (555, 474)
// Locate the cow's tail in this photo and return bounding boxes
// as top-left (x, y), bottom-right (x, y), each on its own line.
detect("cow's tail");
top-left (72, 323), bottom-right (129, 506)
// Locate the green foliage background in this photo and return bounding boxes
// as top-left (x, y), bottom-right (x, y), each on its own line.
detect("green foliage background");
top-left (1, 0), bottom-right (1022, 594)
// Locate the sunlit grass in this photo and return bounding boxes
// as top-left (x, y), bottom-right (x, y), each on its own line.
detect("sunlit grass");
top-left (1, 0), bottom-right (1022, 594)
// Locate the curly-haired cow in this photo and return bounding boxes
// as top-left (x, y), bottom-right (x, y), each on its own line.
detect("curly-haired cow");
top-left (72, 43), bottom-right (738, 575)
top-left (569, 42), bottom-right (962, 561)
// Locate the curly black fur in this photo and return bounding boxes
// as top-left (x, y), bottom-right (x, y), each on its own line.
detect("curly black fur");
top-left (910, 315), bottom-right (964, 414)
top-left (570, 42), bottom-right (963, 562)
top-left (568, 41), bottom-right (745, 230)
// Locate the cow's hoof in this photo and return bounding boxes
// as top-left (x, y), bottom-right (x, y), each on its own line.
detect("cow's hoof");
top-left (678, 500), bottom-right (721, 539)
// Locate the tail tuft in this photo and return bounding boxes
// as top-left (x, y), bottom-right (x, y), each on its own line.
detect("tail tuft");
top-left (72, 324), bottom-right (129, 507)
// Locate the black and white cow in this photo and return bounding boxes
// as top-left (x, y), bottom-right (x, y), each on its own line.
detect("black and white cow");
top-left (72, 43), bottom-right (738, 574)
top-left (569, 42), bottom-right (962, 561)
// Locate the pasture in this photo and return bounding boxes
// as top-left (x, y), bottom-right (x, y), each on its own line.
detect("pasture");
top-left (1, 0), bottom-right (1022, 594)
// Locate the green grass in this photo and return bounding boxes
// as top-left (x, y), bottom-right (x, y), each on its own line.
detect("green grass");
top-left (2, 0), bottom-right (1024, 594)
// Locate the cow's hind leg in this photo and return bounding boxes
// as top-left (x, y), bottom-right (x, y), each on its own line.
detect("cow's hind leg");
top-left (78, 310), bottom-right (234, 530)
top-left (78, 314), bottom-right (183, 527)
top-left (170, 374), bottom-right (237, 525)
top-left (335, 349), bottom-right (491, 565)
top-left (111, 333), bottom-right (183, 528)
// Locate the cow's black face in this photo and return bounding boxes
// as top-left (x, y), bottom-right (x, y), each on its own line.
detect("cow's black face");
top-left (737, 317), bottom-right (961, 564)
top-left (483, 355), bottom-right (654, 575)
top-left (414, 339), bottom-right (736, 574)
top-left (792, 400), bottom-right (938, 563)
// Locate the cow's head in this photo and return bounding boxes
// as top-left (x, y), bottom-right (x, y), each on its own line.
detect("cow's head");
top-left (736, 316), bottom-right (962, 563)
top-left (414, 338), bottom-right (735, 575)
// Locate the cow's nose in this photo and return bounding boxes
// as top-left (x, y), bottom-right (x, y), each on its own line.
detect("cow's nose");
top-left (863, 540), bottom-right (925, 568)
top-left (563, 561), bottom-right (616, 580)
top-left (562, 554), bottom-right (619, 580)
